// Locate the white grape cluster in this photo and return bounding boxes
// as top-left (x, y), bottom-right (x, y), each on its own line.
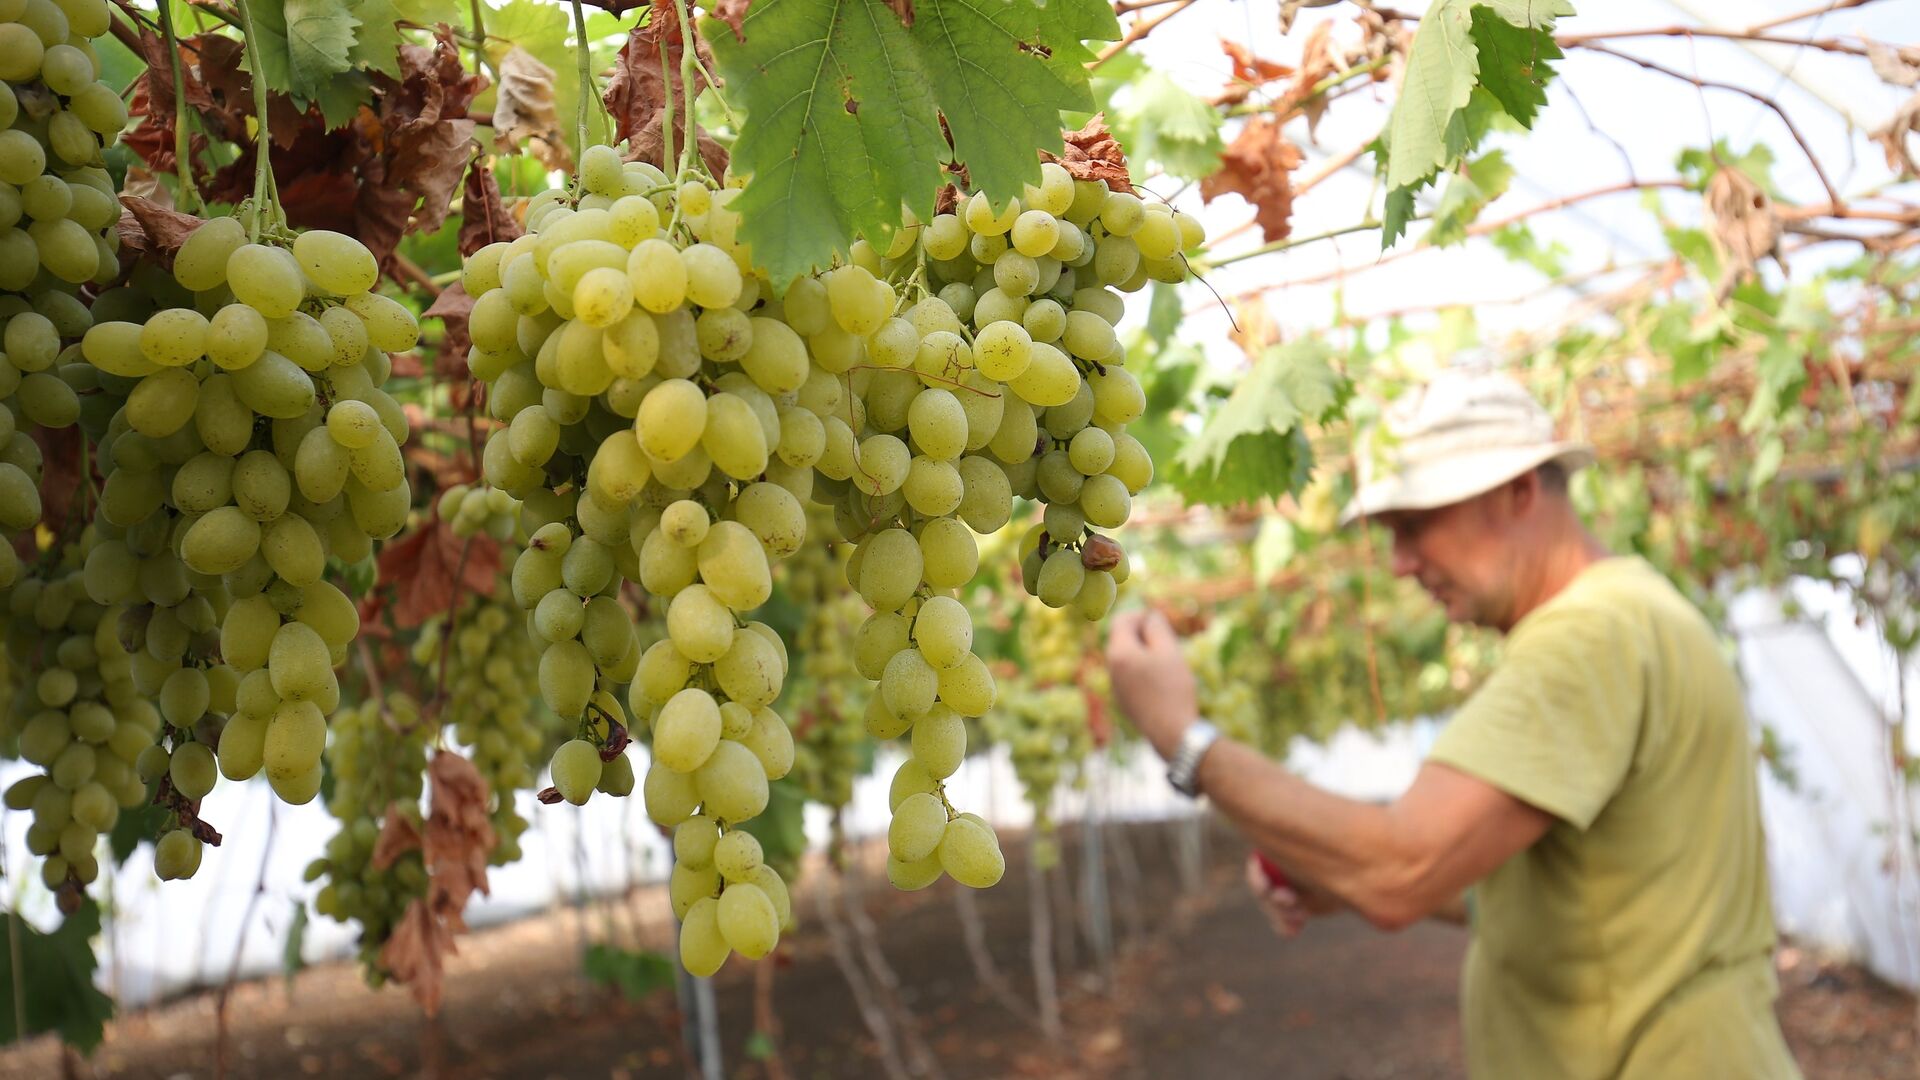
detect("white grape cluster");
top-left (437, 481), bottom-right (521, 540)
top-left (0, 0), bottom-right (126, 582)
top-left (1186, 625), bottom-right (1262, 750)
top-left (980, 604), bottom-right (1094, 859)
top-left (853, 166), bottom-right (1195, 892)
top-left (309, 692), bottom-right (431, 980)
top-left (462, 146), bottom-right (799, 976)
top-left (783, 507), bottom-right (868, 812)
top-left (2, 533), bottom-right (165, 900)
top-left (73, 221), bottom-right (419, 859)
top-left (413, 585), bottom-right (560, 864)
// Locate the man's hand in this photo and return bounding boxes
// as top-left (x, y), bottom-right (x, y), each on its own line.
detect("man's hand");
top-left (1245, 854), bottom-right (1346, 938)
top-left (1105, 609), bottom-right (1199, 759)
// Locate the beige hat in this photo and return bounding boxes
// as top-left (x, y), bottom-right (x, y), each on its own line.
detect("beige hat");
top-left (1339, 371), bottom-right (1595, 526)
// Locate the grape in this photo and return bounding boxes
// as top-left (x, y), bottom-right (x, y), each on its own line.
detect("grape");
top-left (938, 817), bottom-right (1006, 888)
top-left (680, 895), bottom-right (731, 976)
top-left (550, 738), bottom-right (604, 805)
top-left (154, 830), bottom-right (202, 881)
top-left (717, 882), bottom-right (779, 959)
top-left (695, 740), bottom-right (769, 823)
top-left (888, 791), bottom-right (947, 862)
top-left (712, 830), bottom-right (763, 883)
top-left (655, 687), bottom-right (722, 772)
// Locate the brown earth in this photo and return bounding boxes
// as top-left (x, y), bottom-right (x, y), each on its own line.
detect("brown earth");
top-left (4, 817), bottom-right (1913, 1079)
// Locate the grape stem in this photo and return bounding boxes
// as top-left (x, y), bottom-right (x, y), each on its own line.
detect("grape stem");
top-left (569, 0), bottom-right (594, 155)
top-left (154, 0), bottom-right (199, 212)
top-left (671, 0), bottom-right (702, 185)
top-left (231, 0), bottom-right (283, 239)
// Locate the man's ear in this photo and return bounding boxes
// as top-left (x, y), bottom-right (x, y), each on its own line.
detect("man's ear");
top-left (1502, 469), bottom-right (1541, 519)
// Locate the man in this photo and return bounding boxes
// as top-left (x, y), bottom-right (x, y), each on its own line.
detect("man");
top-left (1107, 372), bottom-right (1799, 1078)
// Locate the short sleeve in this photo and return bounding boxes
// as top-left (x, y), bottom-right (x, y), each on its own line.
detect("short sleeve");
top-left (1428, 605), bottom-right (1646, 830)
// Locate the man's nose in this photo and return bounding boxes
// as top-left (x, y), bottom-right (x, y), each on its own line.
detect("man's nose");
top-left (1390, 535), bottom-right (1420, 578)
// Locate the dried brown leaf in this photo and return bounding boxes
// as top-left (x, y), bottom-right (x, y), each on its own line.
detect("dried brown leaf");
top-left (380, 900), bottom-right (456, 1015)
top-left (376, 520), bottom-right (502, 628)
top-left (423, 751), bottom-right (496, 927)
top-left (1704, 165), bottom-right (1779, 295)
top-left (605, 2), bottom-right (729, 176)
top-left (371, 804), bottom-right (424, 871)
top-left (458, 158), bottom-right (523, 256)
top-left (1218, 39), bottom-right (1293, 106)
top-left (1200, 117), bottom-right (1301, 243)
top-left (709, 0), bottom-right (752, 39)
top-left (119, 196), bottom-right (212, 266)
top-left (1871, 92), bottom-right (1920, 178)
top-left (1866, 40), bottom-right (1920, 88)
top-left (494, 47), bottom-right (571, 173)
top-left (1042, 114), bottom-right (1133, 194)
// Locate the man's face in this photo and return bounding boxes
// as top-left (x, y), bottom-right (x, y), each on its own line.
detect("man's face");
top-left (1376, 490), bottom-right (1518, 630)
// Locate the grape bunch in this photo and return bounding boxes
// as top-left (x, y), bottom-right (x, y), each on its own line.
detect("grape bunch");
top-left (783, 507), bottom-right (868, 812)
top-left (462, 145), bottom-right (801, 974)
top-left (413, 585), bottom-right (561, 864)
top-left (73, 220), bottom-right (419, 845)
top-left (845, 165), bottom-right (1198, 891)
top-left (1186, 622), bottom-right (1263, 750)
top-left (437, 482), bottom-right (521, 541)
top-left (309, 692), bottom-right (431, 980)
top-left (0, 0), bottom-right (125, 579)
top-left (981, 681), bottom-right (1090, 855)
top-left (2, 532), bottom-right (164, 901)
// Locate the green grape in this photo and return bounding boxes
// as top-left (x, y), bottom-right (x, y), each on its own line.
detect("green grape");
top-left (909, 703), bottom-right (966, 778)
top-left (888, 791), bottom-right (948, 862)
top-left (912, 596), bottom-right (972, 669)
top-left (263, 699), bottom-right (326, 781)
top-left (695, 740), bottom-right (769, 823)
top-left (550, 738), bottom-right (603, 805)
top-left (538, 639), bottom-right (595, 718)
top-left (655, 687), bottom-right (722, 773)
top-left (674, 815), bottom-right (720, 869)
top-left (936, 653), bottom-right (996, 718)
top-left (680, 895), bottom-right (731, 976)
top-left (154, 829), bottom-right (202, 880)
top-left (938, 817), bottom-right (1005, 888)
top-left (712, 830), bottom-right (762, 883)
top-left (717, 882), bottom-right (778, 959)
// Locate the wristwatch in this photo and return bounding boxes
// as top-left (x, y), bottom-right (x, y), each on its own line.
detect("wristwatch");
top-left (1166, 718), bottom-right (1221, 797)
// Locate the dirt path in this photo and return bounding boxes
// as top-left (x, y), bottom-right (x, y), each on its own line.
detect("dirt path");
top-left (5, 818), bottom-right (1912, 1079)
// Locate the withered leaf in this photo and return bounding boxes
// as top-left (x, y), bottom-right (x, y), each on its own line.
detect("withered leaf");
top-left (376, 519), bottom-right (502, 628)
top-left (1042, 114), bottom-right (1133, 194)
top-left (458, 157), bottom-right (523, 256)
top-left (1218, 39), bottom-right (1293, 106)
top-left (605, 0), bottom-right (729, 176)
top-left (493, 46), bottom-right (571, 173)
top-left (372, 804), bottom-right (425, 871)
top-left (1200, 117), bottom-right (1301, 243)
top-left (119, 196), bottom-right (213, 266)
top-left (424, 751), bottom-right (496, 927)
top-left (380, 900), bottom-right (456, 1015)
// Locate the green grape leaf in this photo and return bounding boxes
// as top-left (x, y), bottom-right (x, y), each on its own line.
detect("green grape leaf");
top-left (347, 0), bottom-right (407, 79)
top-left (582, 944), bottom-right (677, 1000)
top-left (398, 0), bottom-right (461, 21)
top-left (247, 0), bottom-right (377, 127)
top-left (1489, 221), bottom-right (1568, 277)
top-left (1115, 69), bottom-right (1224, 181)
top-left (1467, 4), bottom-right (1563, 128)
top-left (1425, 149), bottom-right (1513, 246)
top-left (1377, 0), bottom-right (1571, 247)
top-left (708, 0), bottom-right (1118, 283)
top-left (1171, 340), bottom-right (1349, 507)
top-left (706, 0), bottom-right (945, 285)
top-left (0, 903), bottom-right (115, 1052)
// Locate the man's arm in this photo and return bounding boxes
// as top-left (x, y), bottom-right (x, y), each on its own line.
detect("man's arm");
top-left (1107, 610), bottom-right (1552, 932)
top-left (1199, 742), bottom-right (1550, 930)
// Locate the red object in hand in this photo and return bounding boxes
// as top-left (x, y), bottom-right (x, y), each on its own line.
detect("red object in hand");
top-left (1255, 851), bottom-right (1291, 890)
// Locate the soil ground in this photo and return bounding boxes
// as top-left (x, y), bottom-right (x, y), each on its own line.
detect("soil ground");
top-left (4, 818), bottom-right (1913, 1079)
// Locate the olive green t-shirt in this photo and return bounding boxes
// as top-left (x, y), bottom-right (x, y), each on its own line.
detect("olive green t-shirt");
top-left (1428, 557), bottom-right (1799, 1079)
